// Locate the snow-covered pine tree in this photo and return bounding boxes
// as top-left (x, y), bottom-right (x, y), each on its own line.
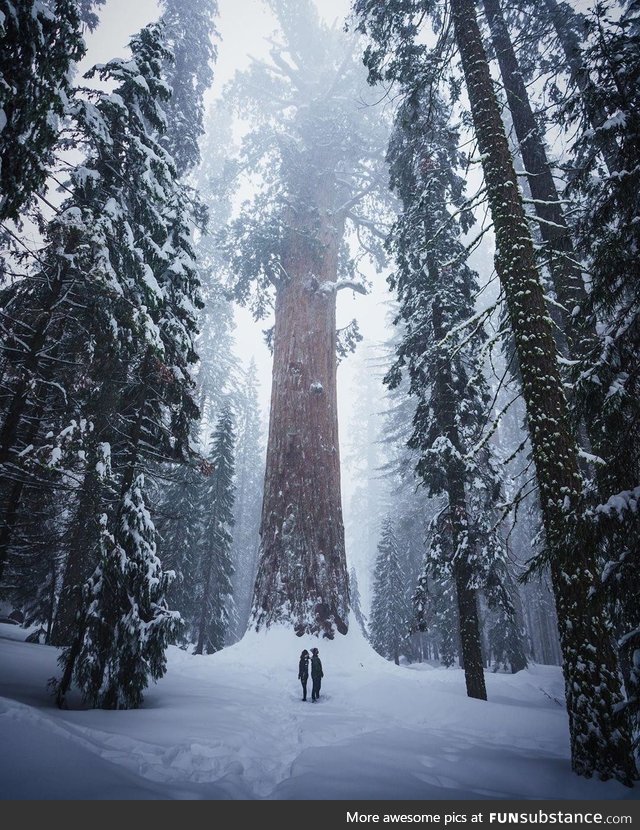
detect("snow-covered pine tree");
top-left (483, 0), bottom-right (639, 694)
top-left (480, 0), bottom-right (592, 369)
top-left (158, 0), bottom-right (219, 177)
top-left (487, 0), bottom-right (640, 753)
top-left (354, 0), bottom-right (636, 782)
top-left (54, 475), bottom-right (181, 709)
top-left (194, 405), bottom-right (235, 654)
top-left (223, 0), bottom-right (391, 638)
top-left (155, 461), bottom-right (205, 641)
top-left (536, 0), bottom-right (620, 174)
top-left (46, 25), bottom-right (201, 644)
top-left (369, 517), bottom-right (409, 665)
top-left (33, 24), bottom-right (203, 655)
top-left (0, 0), bottom-right (85, 222)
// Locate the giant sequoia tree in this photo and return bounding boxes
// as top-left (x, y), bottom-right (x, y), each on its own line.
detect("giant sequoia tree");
top-left (224, 0), bottom-right (390, 638)
top-left (355, 0), bottom-right (636, 784)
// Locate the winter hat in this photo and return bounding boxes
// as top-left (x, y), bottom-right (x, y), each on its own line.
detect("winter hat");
top-left (311, 647), bottom-right (319, 654)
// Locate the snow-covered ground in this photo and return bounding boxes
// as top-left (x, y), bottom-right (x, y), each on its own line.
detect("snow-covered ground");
top-left (0, 620), bottom-right (635, 800)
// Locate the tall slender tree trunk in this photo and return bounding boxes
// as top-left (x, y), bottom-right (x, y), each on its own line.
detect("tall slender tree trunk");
top-left (482, 0), bottom-right (590, 356)
top-left (449, 0), bottom-right (635, 783)
top-left (251, 191), bottom-right (350, 638)
top-left (432, 294), bottom-right (487, 701)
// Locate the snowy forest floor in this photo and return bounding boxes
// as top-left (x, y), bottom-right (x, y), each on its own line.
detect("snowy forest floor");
top-left (0, 620), bottom-right (636, 801)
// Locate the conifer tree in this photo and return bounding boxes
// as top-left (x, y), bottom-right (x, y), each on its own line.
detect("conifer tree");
top-left (55, 475), bottom-right (181, 709)
top-left (194, 406), bottom-right (236, 655)
top-left (537, 0), bottom-right (620, 174)
top-left (158, 0), bottom-right (219, 176)
top-left (481, 0), bottom-right (591, 367)
top-left (155, 462), bottom-right (205, 638)
top-left (560, 1), bottom-right (640, 752)
top-left (46, 22), bottom-right (202, 644)
top-left (0, 21), bottom-right (207, 706)
top-left (383, 85), bottom-right (523, 699)
top-left (370, 518), bottom-right (408, 665)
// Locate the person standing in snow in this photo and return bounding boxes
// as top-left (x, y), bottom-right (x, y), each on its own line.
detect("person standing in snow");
top-left (298, 649), bottom-right (310, 700)
top-left (310, 647), bottom-right (323, 702)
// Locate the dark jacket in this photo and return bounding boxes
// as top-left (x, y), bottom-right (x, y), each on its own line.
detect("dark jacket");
top-left (298, 655), bottom-right (309, 680)
top-left (311, 654), bottom-right (323, 679)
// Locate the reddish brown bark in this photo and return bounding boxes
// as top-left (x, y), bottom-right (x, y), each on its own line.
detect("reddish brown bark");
top-left (251, 193), bottom-right (350, 638)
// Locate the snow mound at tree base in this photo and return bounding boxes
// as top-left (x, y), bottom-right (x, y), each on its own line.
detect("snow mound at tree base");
top-left (217, 616), bottom-right (393, 672)
top-left (0, 621), bottom-right (635, 800)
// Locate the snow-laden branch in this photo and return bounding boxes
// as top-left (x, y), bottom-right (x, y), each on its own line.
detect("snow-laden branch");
top-left (345, 211), bottom-right (390, 240)
top-left (316, 279), bottom-right (368, 296)
top-left (334, 180), bottom-right (379, 216)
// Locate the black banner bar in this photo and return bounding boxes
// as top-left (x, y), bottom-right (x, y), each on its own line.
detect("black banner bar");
top-left (10, 798), bottom-right (640, 826)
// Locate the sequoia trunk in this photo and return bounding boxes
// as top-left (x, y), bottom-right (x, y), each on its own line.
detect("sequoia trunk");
top-left (251, 203), bottom-right (350, 638)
